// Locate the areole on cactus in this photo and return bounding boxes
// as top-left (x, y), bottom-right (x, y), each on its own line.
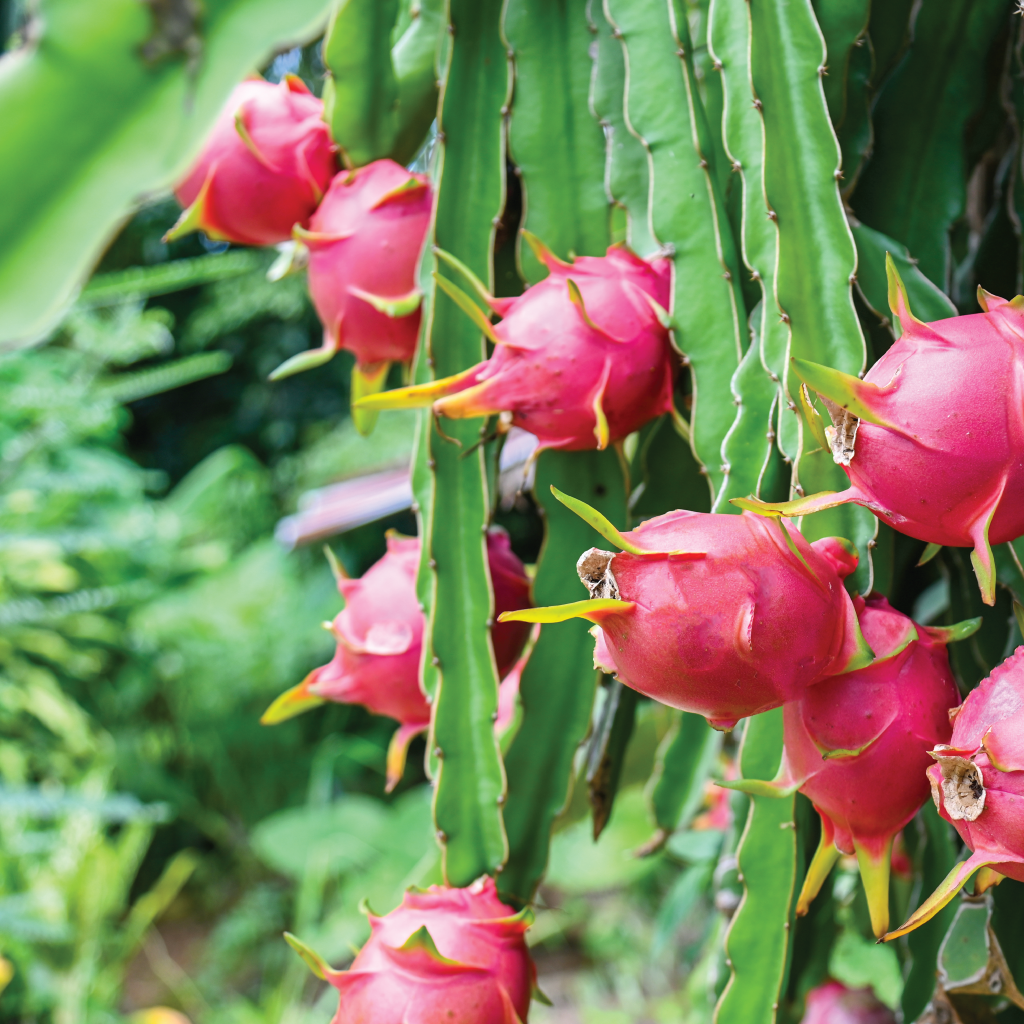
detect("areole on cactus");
top-left (285, 876), bottom-right (538, 1024)
top-left (734, 255), bottom-right (1024, 606)
top-left (165, 76), bottom-right (336, 248)
top-left (500, 487), bottom-right (872, 731)
top-left (354, 239), bottom-right (679, 452)
top-left (886, 645), bottom-right (1024, 942)
top-left (270, 158), bottom-right (434, 435)
top-left (728, 595), bottom-right (975, 938)
top-left (261, 530), bottom-right (531, 791)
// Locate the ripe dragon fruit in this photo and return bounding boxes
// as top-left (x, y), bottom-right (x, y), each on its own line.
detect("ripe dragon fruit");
top-left (165, 76), bottom-right (336, 248)
top-left (886, 644), bottom-right (1024, 941)
top-left (353, 239), bottom-right (678, 452)
top-left (733, 255), bottom-right (1024, 605)
top-left (286, 877), bottom-right (537, 1024)
top-left (499, 488), bottom-right (870, 731)
top-left (773, 595), bottom-right (969, 938)
top-left (800, 981), bottom-right (896, 1024)
top-left (270, 160), bottom-right (434, 430)
top-left (262, 530), bottom-right (531, 790)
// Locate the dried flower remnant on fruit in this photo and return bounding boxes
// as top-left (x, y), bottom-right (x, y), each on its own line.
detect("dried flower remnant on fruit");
top-left (929, 750), bottom-right (986, 821)
top-left (577, 548), bottom-right (618, 599)
top-left (819, 395), bottom-right (858, 466)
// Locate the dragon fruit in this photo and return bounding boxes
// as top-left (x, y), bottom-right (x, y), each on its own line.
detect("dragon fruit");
top-left (165, 76), bottom-right (335, 248)
top-left (777, 595), bottom-right (968, 938)
top-left (499, 488), bottom-right (870, 730)
top-left (270, 159), bottom-right (433, 428)
top-left (800, 981), bottom-right (896, 1024)
top-left (886, 645), bottom-right (1024, 941)
top-left (734, 256), bottom-right (1024, 605)
top-left (353, 239), bottom-right (677, 452)
top-left (286, 876), bottom-right (536, 1024)
top-left (262, 530), bottom-right (531, 790)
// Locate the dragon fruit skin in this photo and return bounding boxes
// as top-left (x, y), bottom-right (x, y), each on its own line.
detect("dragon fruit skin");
top-left (736, 261), bottom-right (1024, 606)
top-left (504, 503), bottom-right (867, 731)
top-left (278, 159), bottom-right (432, 391)
top-left (355, 243), bottom-right (677, 452)
top-left (783, 595), bottom-right (961, 937)
top-left (294, 877), bottom-right (535, 1024)
top-left (887, 646), bottom-right (1024, 941)
top-left (800, 981), bottom-right (896, 1024)
top-left (261, 531), bottom-right (531, 790)
top-left (166, 77), bottom-right (336, 247)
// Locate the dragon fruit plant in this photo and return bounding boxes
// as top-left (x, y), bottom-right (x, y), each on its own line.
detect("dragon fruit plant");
top-left (165, 76), bottom-right (336, 248)
top-left (501, 489), bottom-right (869, 730)
top-left (285, 877), bottom-right (536, 1024)
top-left (734, 596), bottom-right (974, 937)
top-left (886, 645), bottom-right (1024, 941)
top-left (734, 258), bottom-right (1024, 606)
top-left (354, 241), bottom-right (678, 452)
top-left (270, 159), bottom-right (434, 426)
top-left (262, 530), bottom-right (531, 791)
top-left (13, 0), bottom-right (1024, 1018)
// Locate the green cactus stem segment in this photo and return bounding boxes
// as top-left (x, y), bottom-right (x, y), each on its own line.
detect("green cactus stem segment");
top-left (884, 851), bottom-right (1001, 943)
top-left (796, 817), bottom-right (842, 917)
top-left (497, 599), bottom-right (634, 625)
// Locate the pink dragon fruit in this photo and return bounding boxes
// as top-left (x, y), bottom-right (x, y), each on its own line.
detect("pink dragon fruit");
top-left (734, 257), bottom-right (1024, 606)
top-left (499, 488), bottom-right (870, 731)
top-left (800, 981), bottom-right (896, 1024)
top-left (886, 645), bottom-right (1024, 941)
top-left (270, 159), bottom-right (433, 423)
top-left (286, 876), bottom-right (536, 1024)
top-left (354, 239), bottom-right (678, 452)
top-left (262, 531), bottom-right (531, 791)
top-left (777, 595), bottom-right (968, 938)
top-left (165, 76), bottom-right (335, 248)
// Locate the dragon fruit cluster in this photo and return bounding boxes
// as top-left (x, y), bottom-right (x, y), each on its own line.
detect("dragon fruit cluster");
top-left (177, 70), bottom-right (1024, 999)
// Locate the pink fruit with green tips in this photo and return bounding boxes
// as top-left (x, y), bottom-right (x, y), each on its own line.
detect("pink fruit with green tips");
top-left (261, 530), bottom-right (531, 791)
top-left (887, 645), bottom-right (1024, 941)
top-left (271, 159), bottom-right (433, 421)
top-left (355, 240), bottom-right (677, 452)
top-left (500, 489), bottom-right (870, 731)
top-left (734, 256), bottom-right (1024, 606)
top-left (286, 877), bottom-right (536, 1024)
top-left (166, 76), bottom-right (336, 247)
top-left (781, 595), bottom-right (967, 937)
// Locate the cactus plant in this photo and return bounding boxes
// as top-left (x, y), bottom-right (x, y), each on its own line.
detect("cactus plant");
top-left (7, 0), bottom-right (1024, 1018)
